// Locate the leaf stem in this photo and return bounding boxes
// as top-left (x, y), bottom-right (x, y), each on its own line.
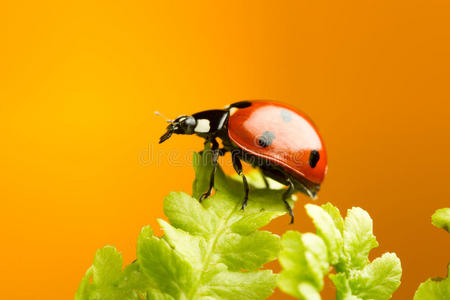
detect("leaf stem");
top-left (187, 200), bottom-right (241, 299)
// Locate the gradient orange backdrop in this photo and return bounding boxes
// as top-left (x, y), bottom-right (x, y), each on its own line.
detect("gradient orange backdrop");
top-left (1, 1), bottom-right (450, 299)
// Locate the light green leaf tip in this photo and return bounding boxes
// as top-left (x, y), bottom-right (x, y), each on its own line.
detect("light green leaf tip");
top-left (75, 246), bottom-right (148, 300)
top-left (298, 282), bottom-right (321, 300)
top-left (347, 252), bottom-right (402, 300)
top-left (432, 208), bottom-right (450, 233)
top-left (306, 204), bottom-right (343, 265)
top-left (278, 231), bottom-right (329, 299)
top-left (321, 202), bottom-right (344, 233)
top-left (343, 207), bottom-right (379, 269)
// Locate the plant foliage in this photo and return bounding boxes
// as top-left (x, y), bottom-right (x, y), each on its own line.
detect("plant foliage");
top-left (431, 208), bottom-right (450, 233)
top-left (278, 203), bottom-right (402, 300)
top-left (413, 208), bottom-right (450, 300)
top-left (75, 150), bottom-right (293, 300)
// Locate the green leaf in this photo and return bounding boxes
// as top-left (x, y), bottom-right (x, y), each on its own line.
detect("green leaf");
top-left (348, 253), bottom-right (402, 300)
top-left (279, 204), bottom-right (402, 300)
top-left (158, 219), bottom-right (206, 270)
top-left (343, 207), bottom-right (379, 269)
top-left (233, 168), bottom-right (285, 190)
top-left (138, 150), bottom-right (291, 299)
top-left (137, 226), bottom-right (194, 298)
top-left (306, 204), bottom-right (343, 265)
top-left (192, 145), bottom-right (215, 200)
top-left (414, 208), bottom-right (450, 300)
top-left (92, 246), bottom-right (123, 286)
top-left (298, 282), bottom-right (321, 300)
top-left (75, 246), bottom-right (148, 300)
top-left (146, 289), bottom-right (176, 300)
top-left (230, 210), bottom-right (279, 235)
top-left (330, 273), bottom-right (362, 300)
top-left (75, 267), bottom-right (93, 300)
top-left (432, 208), bottom-right (450, 232)
top-left (203, 269), bottom-right (277, 299)
top-left (77, 149), bottom-right (291, 299)
top-left (321, 202), bottom-right (344, 233)
top-left (278, 231), bottom-right (329, 299)
top-left (216, 230), bottom-right (280, 271)
top-left (414, 264), bottom-right (450, 300)
top-left (164, 191), bottom-right (218, 237)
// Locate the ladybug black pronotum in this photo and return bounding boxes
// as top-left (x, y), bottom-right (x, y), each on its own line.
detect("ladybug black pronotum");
top-left (158, 101), bottom-right (327, 223)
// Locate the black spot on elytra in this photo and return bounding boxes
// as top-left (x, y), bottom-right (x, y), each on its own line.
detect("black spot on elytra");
top-left (257, 131), bottom-right (275, 148)
top-left (309, 150), bottom-right (320, 168)
top-left (280, 109), bottom-right (292, 122)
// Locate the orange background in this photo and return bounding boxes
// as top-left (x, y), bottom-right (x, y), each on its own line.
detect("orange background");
top-left (1, 1), bottom-right (449, 299)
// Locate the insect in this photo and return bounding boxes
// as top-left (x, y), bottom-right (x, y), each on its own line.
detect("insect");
top-left (157, 101), bottom-right (327, 223)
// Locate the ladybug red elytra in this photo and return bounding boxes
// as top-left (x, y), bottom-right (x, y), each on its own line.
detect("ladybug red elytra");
top-left (158, 100), bottom-right (327, 223)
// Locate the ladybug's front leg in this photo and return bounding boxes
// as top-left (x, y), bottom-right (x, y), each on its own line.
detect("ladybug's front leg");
top-left (231, 151), bottom-right (249, 210)
top-left (199, 147), bottom-right (227, 156)
top-left (199, 138), bottom-right (220, 202)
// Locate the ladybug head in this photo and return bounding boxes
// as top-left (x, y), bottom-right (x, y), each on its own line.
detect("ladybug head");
top-left (159, 115), bottom-right (197, 144)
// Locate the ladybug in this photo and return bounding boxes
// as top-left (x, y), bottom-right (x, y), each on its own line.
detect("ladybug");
top-left (158, 101), bottom-right (327, 223)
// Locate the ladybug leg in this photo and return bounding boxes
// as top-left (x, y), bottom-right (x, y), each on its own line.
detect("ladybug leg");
top-left (260, 171), bottom-right (270, 188)
top-left (218, 148), bottom-right (227, 156)
top-left (283, 178), bottom-right (295, 224)
top-left (231, 151), bottom-right (249, 210)
top-left (199, 138), bottom-right (220, 202)
top-left (200, 148), bottom-right (226, 156)
top-left (198, 140), bottom-right (212, 155)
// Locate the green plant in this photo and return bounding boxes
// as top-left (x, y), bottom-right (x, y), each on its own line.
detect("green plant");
top-left (76, 150), bottom-right (405, 300)
top-left (76, 150), bottom-right (293, 300)
top-left (278, 203), bottom-right (402, 300)
top-left (413, 208), bottom-right (450, 300)
top-left (431, 208), bottom-right (450, 233)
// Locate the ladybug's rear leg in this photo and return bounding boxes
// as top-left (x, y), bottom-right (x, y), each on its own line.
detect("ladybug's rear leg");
top-left (260, 171), bottom-right (270, 188)
top-left (231, 151), bottom-right (249, 210)
top-left (199, 138), bottom-right (220, 202)
top-left (283, 178), bottom-right (295, 224)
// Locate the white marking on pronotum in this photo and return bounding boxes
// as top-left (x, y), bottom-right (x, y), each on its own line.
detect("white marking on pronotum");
top-left (194, 119), bottom-right (210, 133)
top-left (229, 107), bottom-right (238, 116)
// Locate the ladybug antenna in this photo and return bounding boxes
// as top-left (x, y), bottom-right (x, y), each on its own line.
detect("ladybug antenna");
top-left (154, 111), bottom-right (173, 123)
